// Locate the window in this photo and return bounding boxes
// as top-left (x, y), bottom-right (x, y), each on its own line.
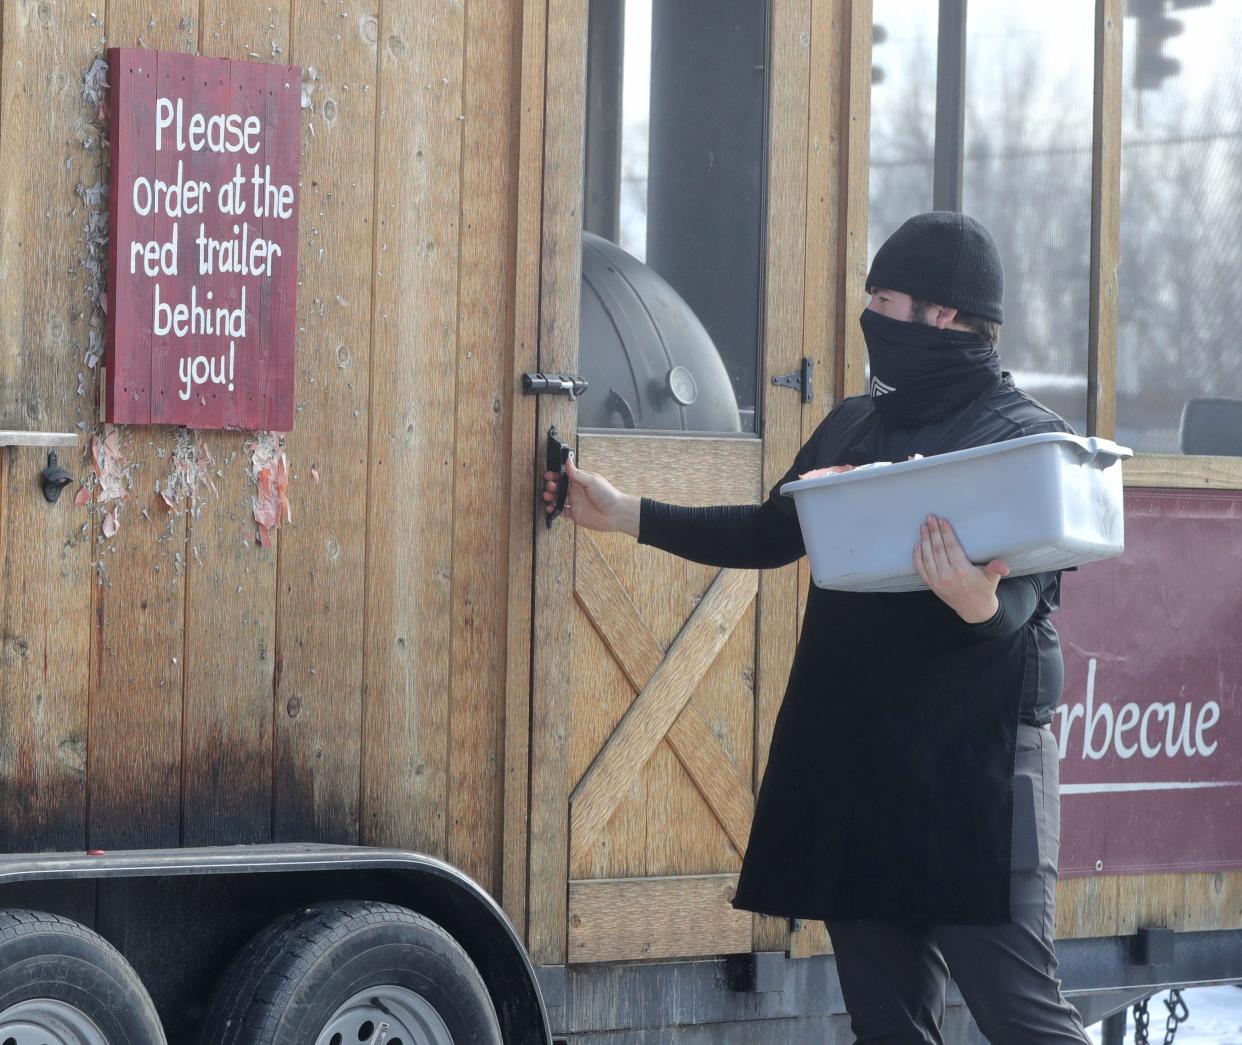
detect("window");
top-left (580, 0), bottom-right (769, 434)
top-left (870, 1), bottom-right (1242, 465)
top-left (870, 2), bottom-right (1096, 435)
top-left (869, 1), bottom-right (937, 256)
top-left (1117, 0), bottom-right (1242, 456)
top-left (961, 1), bottom-right (1095, 435)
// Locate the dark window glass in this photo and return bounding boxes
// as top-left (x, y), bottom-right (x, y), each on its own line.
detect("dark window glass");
top-left (581, 0), bottom-right (768, 434)
top-left (1118, 0), bottom-right (1242, 456)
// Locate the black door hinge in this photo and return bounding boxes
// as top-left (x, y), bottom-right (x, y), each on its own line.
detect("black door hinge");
top-left (771, 357), bottom-right (813, 404)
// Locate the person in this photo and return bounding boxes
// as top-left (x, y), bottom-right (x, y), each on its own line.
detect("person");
top-left (544, 212), bottom-right (1093, 1044)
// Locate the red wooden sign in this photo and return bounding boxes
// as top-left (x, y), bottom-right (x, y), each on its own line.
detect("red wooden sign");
top-left (106, 49), bottom-right (301, 430)
top-left (1055, 490), bottom-right (1242, 877)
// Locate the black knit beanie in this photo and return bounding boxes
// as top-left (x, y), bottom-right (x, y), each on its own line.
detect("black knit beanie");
top-left (865, 211), bottom-right (1004, 324)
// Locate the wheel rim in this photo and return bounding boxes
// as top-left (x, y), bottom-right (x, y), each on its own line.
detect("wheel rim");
top-left (315, 985), bottom-right (454, 1045)
top-left (0, 999), bottom-right (109, 1045)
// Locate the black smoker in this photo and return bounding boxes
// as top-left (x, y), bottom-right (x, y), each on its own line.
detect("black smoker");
top-left (577, 231), bottom-right (741, 432)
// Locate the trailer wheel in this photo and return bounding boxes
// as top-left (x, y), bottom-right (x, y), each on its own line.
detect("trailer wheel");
top-left (199, 900), bottom-right (502, 1045)
top-left (0, 909), bottom-right (166, 1045)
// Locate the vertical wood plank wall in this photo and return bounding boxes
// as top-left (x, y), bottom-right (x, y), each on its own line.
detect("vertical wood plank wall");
top-left (271, 0), bottom-right (376, 846)
top-left (524, 0), bottom-right (589, 966)
top-left (788, 0), bottom-right (872, 959)
top-left (0, 0), bottom-right (1238, 958)
top-left (752, 0), bottom-right (812, 958)
top-left (90, 4), bottom-right (197, 853)
top-left (501, 0), bottom-right (549, 936)
top-left (183, 0), bottom-right (285, 852)
top-left (0, 0), bottom-right (100, 852)
top-left (0, 0), bottom-right (522, 907)
top-left (361, 0), bottom-right (458, 859)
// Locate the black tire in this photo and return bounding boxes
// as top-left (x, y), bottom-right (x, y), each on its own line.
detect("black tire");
top-left (197, 900), bottom-right (502, 1045)
top-left (0, 908), bottom-right (166, 1044)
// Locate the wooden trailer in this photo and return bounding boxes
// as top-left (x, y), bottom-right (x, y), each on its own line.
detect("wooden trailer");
top-left (0, 0), bottom-right (1239, 1042)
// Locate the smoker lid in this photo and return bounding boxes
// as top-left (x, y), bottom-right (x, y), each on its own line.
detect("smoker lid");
top-left (578, 231), bottom-right (741, 432)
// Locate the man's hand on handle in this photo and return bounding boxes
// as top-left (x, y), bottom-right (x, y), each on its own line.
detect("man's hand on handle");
top-left (914, 515), bottom-right (1009, 624)
top-left (543, 457), bottom-right (641, 538)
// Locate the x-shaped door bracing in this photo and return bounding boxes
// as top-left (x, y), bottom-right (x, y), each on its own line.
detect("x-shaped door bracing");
top-left (569, 533), bottom-right (758, 867)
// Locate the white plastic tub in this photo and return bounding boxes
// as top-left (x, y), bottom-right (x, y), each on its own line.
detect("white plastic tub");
top-left (780, 433), bottom-right (1134, 593)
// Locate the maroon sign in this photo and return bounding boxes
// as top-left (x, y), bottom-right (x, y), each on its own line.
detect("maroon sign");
top-left (1054, 489), bottom-right (1242, 877)
top-left (106, 49), bottom-right (300, 430)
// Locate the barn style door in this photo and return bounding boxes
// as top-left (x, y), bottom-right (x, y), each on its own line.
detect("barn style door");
top-left (560, 434), bottom-right (763, 963)
top-left (515, 0), bottom-right (782, 967)
top-left (516, 0), bottom-right (865, 968)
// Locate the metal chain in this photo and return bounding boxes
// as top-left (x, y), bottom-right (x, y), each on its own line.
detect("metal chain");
top-left (1162, 989), bottom-right (1189, 1045)
top-left (1134, 998), bottom-right (1150, 1045)
top-left (1132, 990), bottom-right (1189, 1045)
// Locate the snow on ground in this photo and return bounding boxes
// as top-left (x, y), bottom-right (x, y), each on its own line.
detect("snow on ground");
top-left (1086, 987), bottom-right (1242, 1045)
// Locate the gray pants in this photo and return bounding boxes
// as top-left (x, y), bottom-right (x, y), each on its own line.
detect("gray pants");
top-left (826, 725), bottom-right (1091, 1044)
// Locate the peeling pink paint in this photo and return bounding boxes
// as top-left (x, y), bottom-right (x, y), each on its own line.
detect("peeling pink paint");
top-left (91, 427), bottom-right (128, 501)
top-left (160, 430), bottom-right (217, 511)
top-left (90, 425), bottom-right (130, 538)
top-left (102, 503), bottom-right (121, 539)
top-left (246, 432), bottom-right (291, 548)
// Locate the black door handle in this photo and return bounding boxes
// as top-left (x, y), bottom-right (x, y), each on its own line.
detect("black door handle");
top-left (544, 425), bottom-right (574, 528)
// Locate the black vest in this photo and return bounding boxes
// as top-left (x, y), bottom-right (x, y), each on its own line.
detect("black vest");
top-left (731, 376), bottom-right (1071, 924)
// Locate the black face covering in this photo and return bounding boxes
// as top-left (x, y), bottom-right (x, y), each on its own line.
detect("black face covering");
top-left (860, 308), bottom-right (1002, 427)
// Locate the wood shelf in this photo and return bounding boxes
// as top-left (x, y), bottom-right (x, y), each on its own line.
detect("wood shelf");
top-left (1124, 453), bottom-right (1242, 490)
top-left (0, 431), bottom-right (80, 448)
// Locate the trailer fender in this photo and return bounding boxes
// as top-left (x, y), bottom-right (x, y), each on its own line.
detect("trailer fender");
top-left (0, 844), bottom-right (551, 1045)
